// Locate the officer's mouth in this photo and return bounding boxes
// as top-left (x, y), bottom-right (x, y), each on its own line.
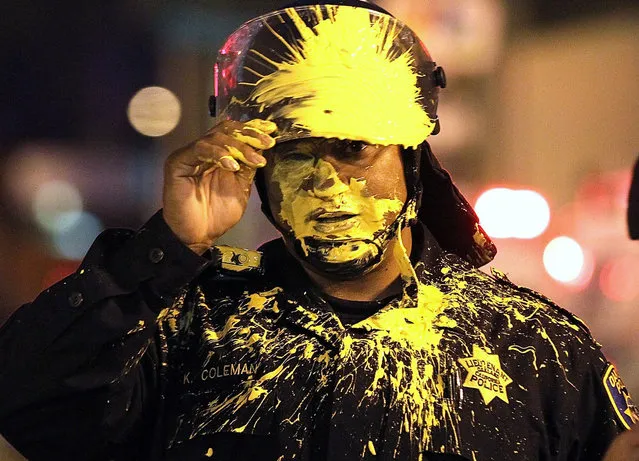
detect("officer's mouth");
top-left (309, 210), bottom-right (359, 233)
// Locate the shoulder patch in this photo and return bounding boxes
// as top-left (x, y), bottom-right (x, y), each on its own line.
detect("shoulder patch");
top-left (603, 363), bottom-right (639, 429)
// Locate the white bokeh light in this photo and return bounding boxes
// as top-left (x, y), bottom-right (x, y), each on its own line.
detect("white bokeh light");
top-left (127, 86), bottom-right (181, 137)
top-left (52, 211), bottom-right (104, 260)
top-left (32, 180), bottom-right (83, 233)
top-left (513, 190), bottom-right (551, 238)
top-left (543, 236), bottom-right (585, 283)
top-left (475, 188), bottom-right (550, 239)
top-left (474, 188), bottom-right (514, 238)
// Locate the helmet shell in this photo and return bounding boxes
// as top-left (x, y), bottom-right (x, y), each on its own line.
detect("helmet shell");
top-left (214, 4), bottom-right (442, 148)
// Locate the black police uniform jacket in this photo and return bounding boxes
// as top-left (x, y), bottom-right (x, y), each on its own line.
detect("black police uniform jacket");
top-left (0, 213), bottom-right (636, 461)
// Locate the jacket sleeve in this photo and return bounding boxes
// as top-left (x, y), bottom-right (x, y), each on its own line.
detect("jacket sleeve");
top-left (572, 347), bottom-right (638, 461)
top-left (0, 211), bottom-right (213, 460)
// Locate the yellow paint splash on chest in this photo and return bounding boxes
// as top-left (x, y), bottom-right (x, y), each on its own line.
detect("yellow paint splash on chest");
top-left (349, 234), bottom-right (460, 452)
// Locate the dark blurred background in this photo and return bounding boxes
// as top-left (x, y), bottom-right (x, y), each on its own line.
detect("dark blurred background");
top-left (1, 0), bottom-right (638, 395)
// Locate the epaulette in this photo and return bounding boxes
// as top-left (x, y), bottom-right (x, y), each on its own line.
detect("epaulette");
top-left (489, 267), bottom-right (595, 340)
top-left (210, 245), bottom-right (264, 277)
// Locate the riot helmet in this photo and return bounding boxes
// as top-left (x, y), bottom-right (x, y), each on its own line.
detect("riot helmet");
top-left (210, 1), bottom-right (495, 275)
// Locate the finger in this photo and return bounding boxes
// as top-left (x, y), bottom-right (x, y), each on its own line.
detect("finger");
top-left (192, 143), bottom-right (240, 173)
top-left (230, 120), bottom-right (276, 150)
top-left (245, 119), bottom-right (278, 134)
top-left (205, 131), bottom-right (267, 167)
top-left (223, 144), bottom-right (266, 168)
top-left (229, 119), bottom-right (278, 150)
top-left (193, 135), bottom-right (251, 167)
top-left (217, 155), bottom-right (242, 172)
top-left (235, 162), bottom-right (258, 186)
top-left (173, 143), bottom-right (234, 178)
top-left (210, 119), bottom-right (277, 150)
top-left (204, 119), bottom-right (244, 136)
top-left (231, 127), bottom-right (276, 150)
top-left (205, 119), bottom-right (276, 138)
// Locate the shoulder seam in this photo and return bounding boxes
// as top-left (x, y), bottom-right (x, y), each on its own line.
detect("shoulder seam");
top-left (489, 267), bottom-right (595, 340)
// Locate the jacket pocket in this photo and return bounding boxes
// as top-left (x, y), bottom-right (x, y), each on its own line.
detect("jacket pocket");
top-left (166, 381), bottom-right (279, 460)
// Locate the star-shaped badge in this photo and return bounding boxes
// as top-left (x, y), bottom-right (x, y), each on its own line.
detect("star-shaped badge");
top-left (459, 345), bottom-right (513, 405)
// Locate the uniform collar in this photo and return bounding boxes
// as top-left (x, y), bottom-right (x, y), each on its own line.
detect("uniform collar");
top-left (257, 221), bottom-right (453, 339)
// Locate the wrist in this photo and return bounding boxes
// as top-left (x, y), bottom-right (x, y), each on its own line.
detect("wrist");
top-left (160, 209), bottom-right (219, 255)
top-left (187, 242), bottom-right (214, 256)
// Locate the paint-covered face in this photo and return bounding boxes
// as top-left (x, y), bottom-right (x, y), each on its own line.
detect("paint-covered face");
top-left (263, 138), bottom-right (407, 273)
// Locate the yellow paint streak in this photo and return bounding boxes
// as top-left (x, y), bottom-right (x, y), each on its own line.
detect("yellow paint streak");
top-left (203, 316), bottom-right (240, 343)
top-left (508, 344), bottom-right (538, 371)
top-left (248, 6), bottom-right (434, 148)
top-left (245, 288), bottom-right (282, 311)
top-left (539, 324), bottom-right (576, 389)
top-left (341, 334), bottom-right (353, 357)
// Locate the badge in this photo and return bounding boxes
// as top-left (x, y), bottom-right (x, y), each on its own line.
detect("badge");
top-left (603, 363), bottom-right (639, 429)
top-left (459, 345), bottom-right (513, 405)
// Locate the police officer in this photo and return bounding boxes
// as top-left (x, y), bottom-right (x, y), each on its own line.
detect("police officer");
top-left (0, 1), bottom-right (636, 460)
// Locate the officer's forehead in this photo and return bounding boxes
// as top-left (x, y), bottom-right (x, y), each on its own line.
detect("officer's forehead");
top-left (271, 137), bottom-right (335, 151)
top-left (268, 137), bottom-right (371, 154)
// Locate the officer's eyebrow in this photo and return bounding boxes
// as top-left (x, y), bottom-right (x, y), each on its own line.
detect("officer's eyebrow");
top-left (271, 139), bottom-right (320, 155)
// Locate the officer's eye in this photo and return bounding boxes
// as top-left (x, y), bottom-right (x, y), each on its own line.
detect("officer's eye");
top-left (343, 141), bottom-right (368, 155)
top-left (281, 151), bottom-right (314, 162)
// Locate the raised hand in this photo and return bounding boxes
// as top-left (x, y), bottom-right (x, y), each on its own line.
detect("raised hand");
top-left (162, 119), bottom-right (277, 254)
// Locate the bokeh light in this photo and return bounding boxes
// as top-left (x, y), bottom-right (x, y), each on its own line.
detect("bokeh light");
top-left (543, 236), bottom-right (585, 284)
top-left (51, 212), bottom-right (104, 260)
top-left (475, 188), bottom-right (550, 239)
top-left (41, 262), bottom-right (79, 289)
top-left (127, 86), bottom-right (181, 137)
top-left (599, 255), bottom-right (639, 303)
top-left (32, 180), bottom-right (83, 233)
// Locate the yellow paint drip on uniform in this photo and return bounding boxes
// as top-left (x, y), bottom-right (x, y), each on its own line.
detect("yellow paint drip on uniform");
top-left (248, 6), bottom-right (434, 148)
top-left (360, 287), bottom-right (447, 351)
top-left (245, 288), bottom-right (282, 311)
top-left (368, 440), bottom-right (377, 455)
top-left (508, 345), bottom-right (538, 371)
top-left (353, 231), bottom-right (460, 453)
top-left (203, 315), bottom-right (240, 343)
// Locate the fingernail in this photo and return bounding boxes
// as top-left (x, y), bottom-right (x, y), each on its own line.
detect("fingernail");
top-left (249, 153), bottom-right (267, 167)
top-left (241, 127), bottom-right (276, 150)
top-left (261, 136), bottom-right (276, 150)
top-left (221, 157), bottom-right (240, 171)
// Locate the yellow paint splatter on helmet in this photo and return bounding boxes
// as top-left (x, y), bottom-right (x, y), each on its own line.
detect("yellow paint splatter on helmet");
top-left (246, 6), bottom-right (435, 148)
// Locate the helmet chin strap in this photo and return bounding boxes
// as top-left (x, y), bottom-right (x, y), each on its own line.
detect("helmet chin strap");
top-left (284, 195), bottom-right (418, 279)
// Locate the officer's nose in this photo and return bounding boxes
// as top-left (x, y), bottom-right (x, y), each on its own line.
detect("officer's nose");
top-left (305, 159), bottom-right (349, 198)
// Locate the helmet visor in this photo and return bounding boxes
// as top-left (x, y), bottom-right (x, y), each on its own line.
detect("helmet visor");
top-left (215, 5), bottom-right (439, 148)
